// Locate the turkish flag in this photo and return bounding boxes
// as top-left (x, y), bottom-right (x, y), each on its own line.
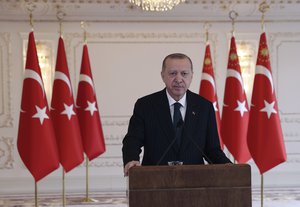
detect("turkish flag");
top-left (199, 43), bottom-right (223, 149)
top-left (247, 32), bottom-right (286, 174)
top-left (221, 36), bottom-right (251, 163)
top-left (17, 32), bottom-right (59, 182)
top-left (50, 37), bottom-right (84, 172)
top-left (76, 44), bottom-right (106, 161)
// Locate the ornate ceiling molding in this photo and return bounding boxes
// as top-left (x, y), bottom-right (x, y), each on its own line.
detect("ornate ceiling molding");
top-left (0, 0), bottom-right (300, 22)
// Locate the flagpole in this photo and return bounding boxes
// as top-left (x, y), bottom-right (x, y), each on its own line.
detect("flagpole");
top-left (82, 156), bottom-right (99, 202)
top-left (29, 4), bottom-right (36, 205)
top-left (55, 8), bottom-right (68, 207)
top-left (81, 21), bottom-right (88, 45)
top-left (35, 182), bottom-right (38, 207)
top-left (229, 10), bottom-right (238, 37)
top-left (203, 22), bottom-right (211, 45)
top-left (80, 21), bottom-right (98, 203)
top-left (28, 4), bottom-right (38, 207)
top-left (84, 156), bottom-right (90, 201)
top-left (25, 2), bottom-right (35, 31)
top-left (77, 21), bottom-right (99, 203)
top-left (56, 5), bottom-right (66, 38)
top-left (258, 3), bottom-right (269, 207)
top-left (62, 170), bottom-right (66, 206)
top-left (259, 1), bottom-right (269, 33)
top-left (261, 174), bottom-right (264, 207)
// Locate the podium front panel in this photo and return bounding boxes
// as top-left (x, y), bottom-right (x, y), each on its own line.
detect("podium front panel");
top-left (128, 164), bottom-right (251, 207)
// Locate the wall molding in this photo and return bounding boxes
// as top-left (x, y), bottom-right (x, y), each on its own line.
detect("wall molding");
top-left (0, 136), bottom-right (14, 169)
top-left (0, 33), bottom-right (13, 128)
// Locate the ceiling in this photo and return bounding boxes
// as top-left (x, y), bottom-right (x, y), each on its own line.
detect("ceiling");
top-left (0, 0), bottom-right (300, 22)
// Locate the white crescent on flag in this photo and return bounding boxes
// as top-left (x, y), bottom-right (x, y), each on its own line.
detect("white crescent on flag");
top-left (201, 72), bottom-right (216, 94)
top-left (54, 71), bottom-right (72, 96)
top-left (227, 69), bottom-right (245, 92)
top-left (79, 74), bottom-right (95, 94)
top-left (24, 69), bottom-right (45, 97)
top-left (256, 65), bottom-right (274, 93)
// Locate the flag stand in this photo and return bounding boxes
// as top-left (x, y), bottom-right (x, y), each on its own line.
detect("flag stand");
top-left (79, 21), bottom-right (105, 203)
top-left (28, 5), bottom-right (38, 207)
top-left (62, 170), bottom-right (66, 207)
top-left (261, 174), bottom-right (264, 207)
top-left (82, 157), bottom-right (99, 203)
top-left (258, 4), bottom-right (267, 207)
top-left (34, 182), bottom-right (38, 207)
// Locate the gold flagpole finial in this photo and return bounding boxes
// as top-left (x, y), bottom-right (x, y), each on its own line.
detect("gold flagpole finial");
top-left (203, 22), bottom-right (211, 44)
top-left (25, 1), bottom-right (36, 31)
top-left (259, 1), bottom-right (270, 32)
top-left (56, 5), bottom-right (66, 38)
top-left (229, 10), bottom-right (238, 37)
top-left (80, 21), bottom-right (88, 44)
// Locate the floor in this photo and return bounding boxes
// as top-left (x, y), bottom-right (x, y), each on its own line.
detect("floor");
top-left (0, 192), bottom-right (127, 207)
top-left (1, 188), bottom-right (300, 207)
top-left (252, 187), bottom-right (300, 207)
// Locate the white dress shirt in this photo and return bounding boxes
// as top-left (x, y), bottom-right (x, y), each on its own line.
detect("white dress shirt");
top-left (166, 89), bottom-right (187, 122)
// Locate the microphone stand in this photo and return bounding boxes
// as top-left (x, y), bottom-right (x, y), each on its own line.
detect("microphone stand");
top-left (156, 135), bottom-right (178, 165)
top-left (186, 134), bottom-right (214, 164)
top-left (156, 120), bottom-right (183, 165)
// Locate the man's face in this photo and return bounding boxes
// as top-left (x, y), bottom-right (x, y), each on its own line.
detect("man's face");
top-left (161, 57), bottom-right (193, 101)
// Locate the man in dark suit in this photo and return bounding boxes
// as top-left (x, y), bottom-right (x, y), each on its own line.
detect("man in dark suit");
top-left (122, 53), bottom-right (231, 176)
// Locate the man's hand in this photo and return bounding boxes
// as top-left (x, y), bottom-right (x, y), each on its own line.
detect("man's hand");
top-left (124, 160), bottom-right (141, 176)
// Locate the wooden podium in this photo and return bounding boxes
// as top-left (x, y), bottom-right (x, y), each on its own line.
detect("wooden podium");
top-left (128, 164), bottom-right (251, 207)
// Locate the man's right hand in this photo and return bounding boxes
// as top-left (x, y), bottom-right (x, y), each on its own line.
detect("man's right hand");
top-left (124, 160), bottom-right (141, 176)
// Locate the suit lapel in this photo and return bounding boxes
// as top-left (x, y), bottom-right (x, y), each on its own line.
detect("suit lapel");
top-left (181, 91), bottom-right (199, 152)
top-left (155, 89), bottom-right (180, 152)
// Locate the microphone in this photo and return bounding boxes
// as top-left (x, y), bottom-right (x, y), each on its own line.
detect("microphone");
top-left (156, 120), bottom-right (183, 165)
top-left (185, 133), bottom-right (214, 164)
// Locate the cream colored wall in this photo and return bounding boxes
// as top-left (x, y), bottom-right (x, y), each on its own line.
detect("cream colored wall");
top-left (0, 20), bottom-right (300, 195)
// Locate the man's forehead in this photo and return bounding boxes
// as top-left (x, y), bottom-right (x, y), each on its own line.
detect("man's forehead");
top-left (166, 67), bottom-right (192, 71)
top-left (166, 66), bottom-right (192, 71)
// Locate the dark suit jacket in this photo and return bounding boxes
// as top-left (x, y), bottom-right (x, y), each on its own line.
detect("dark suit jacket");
top-left (122, 89), bottom-right (231, 166)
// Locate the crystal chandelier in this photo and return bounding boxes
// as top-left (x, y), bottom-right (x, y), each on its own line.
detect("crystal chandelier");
top-left (129, 0), bottom-right (185, 11)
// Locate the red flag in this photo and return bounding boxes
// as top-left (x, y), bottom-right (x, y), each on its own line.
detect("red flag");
top-left (17, 32), bottom-right (59, 182)
top-left (76, 44), bottom-right (106, 160)
top-left (221, 36), bottom-right (251, 163)
top-left (50, 37), bottom-right (84, 172)
top-left (199, 43), bottom-right (224, 149)
top-left (247, 32), bottom-right (286, 174)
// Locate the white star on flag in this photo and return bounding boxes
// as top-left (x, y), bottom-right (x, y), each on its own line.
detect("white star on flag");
top-left (61, 103), bottom-right (76, 120)
top-left (213, 102), bottom-right (218, 111)
top-left (85, 101), bottom-right (98, 116)
top-left (234, 100), bottom-right (248, 117)
top-left (260, 100), bottom-right (277, 119)
top-left (32, 105), bottom-right (49, 124)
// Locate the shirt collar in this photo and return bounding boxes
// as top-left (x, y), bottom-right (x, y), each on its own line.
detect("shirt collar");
top-left (165, 89), bottom-right (187, 108)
